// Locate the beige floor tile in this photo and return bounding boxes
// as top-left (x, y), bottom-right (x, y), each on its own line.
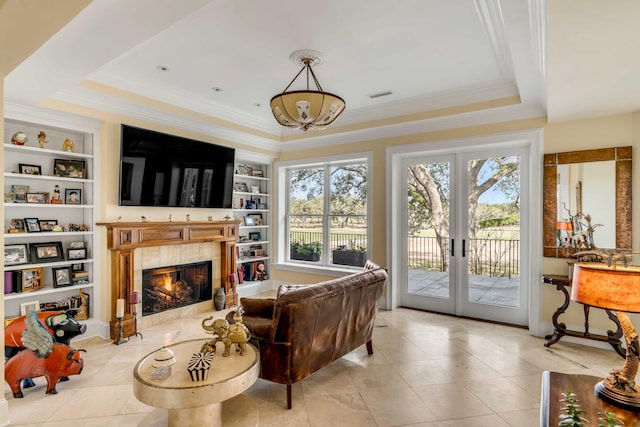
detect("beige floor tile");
top-left (4, 306), bottom-right (626, 426)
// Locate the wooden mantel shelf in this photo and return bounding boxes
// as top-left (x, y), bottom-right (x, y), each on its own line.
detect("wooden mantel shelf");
top-left (97, 220), bottom-right (241, 340)
top-left (97, 220), bottom-right (241, 250)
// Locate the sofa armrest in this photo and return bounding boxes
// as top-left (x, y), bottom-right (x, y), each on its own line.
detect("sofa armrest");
top-left (240, 297), bottom-right (275, 317)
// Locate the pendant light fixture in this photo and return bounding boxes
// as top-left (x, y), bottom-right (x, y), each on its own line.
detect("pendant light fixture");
top-left (270, 50), bottom-right (345, 132)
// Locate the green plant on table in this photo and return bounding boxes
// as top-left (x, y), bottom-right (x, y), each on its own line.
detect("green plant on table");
top-left (597, 411), bottom-right (624, 427)
top-left (559, 390), bottom-right (588, 427)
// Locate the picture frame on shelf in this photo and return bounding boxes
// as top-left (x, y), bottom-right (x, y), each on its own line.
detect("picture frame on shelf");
top-left (4, 244), bottom-right (29, 266)
top-left (24, 217), bottom-right (41, 232)
top-left (248, 232), bottom-right (262, 241)
top-left (10, 185), bottom-right (29, 203)
top-left (71, 263), bottom-right (84, 271)
top-left (234, 182), bottom-right (248, 192)
top-left (53, 159), bottom-right (86, 179)
top-left (21, 268), bottom-right (44, 293)
top-left (30, 241), bottom-right (65, 263)
top-left (250, 169), bottom-right (264, 177)
top-left (20, 300), bottom-right (40, 316)
top-left (38, 219), bottom-right (58, 232)
top-left (10, 219), bottom-right (26, 233)
top-left (257, 203), bottom-right (267, 209)
top-left (243, 216), bottom-right (256, 226)
top-left (250, 185), bottom-right (260, 194)
top-left (247, 213), bottom-right (263, 225)
top-left (52, 266), bottom-right (72, 288)
top-left (18, 164), bottom-right (41, 175)
top-left (26, 192), bottom-right (47, 204)
top-left (67, 247), bottom-right (87, 260)
top-left (64, 189), bottom-right (81, 204)
top-left (69, 241), bottom-right (85, 249)
top-left (237, 164), bottom-right (251, 176)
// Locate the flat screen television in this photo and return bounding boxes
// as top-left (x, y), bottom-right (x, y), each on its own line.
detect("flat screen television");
top-left (119, 124), bottom-right (234, 208)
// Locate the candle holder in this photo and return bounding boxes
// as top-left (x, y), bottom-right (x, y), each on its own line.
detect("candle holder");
top-left (128, 291), bottom-right (143, 340)
top-left (114, 316), bottom-right (127, 345)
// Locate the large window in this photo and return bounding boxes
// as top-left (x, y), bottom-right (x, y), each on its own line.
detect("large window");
top-left (281, 156), bottom-right (369, 269)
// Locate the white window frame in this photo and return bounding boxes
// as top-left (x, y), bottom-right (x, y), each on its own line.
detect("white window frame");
top-left (275, 152), bottom-right (372, 276)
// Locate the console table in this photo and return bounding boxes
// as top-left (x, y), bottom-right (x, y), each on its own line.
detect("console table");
top-left (541, 371), bottom-right (640, 426)
top-left (133, 338), bottom-right (259, 427)
top-left (542, 274), bottom-right (625, 358)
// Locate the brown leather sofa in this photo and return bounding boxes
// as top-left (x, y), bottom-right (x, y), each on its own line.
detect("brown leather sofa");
top-left (233, 262), bottom-right (387, 408)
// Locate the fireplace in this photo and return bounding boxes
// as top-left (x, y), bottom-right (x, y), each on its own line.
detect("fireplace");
top-left (142, 261), bottom-right (213, 316)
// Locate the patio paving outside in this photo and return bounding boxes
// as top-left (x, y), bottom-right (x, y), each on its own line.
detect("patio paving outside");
top-left (407, 268), bottom-right (520, 308)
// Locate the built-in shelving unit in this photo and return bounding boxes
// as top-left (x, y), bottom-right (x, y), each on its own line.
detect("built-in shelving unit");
top-left (232, 155), bottom-right (273, 294)
top-left (3, 112), bottom-right (99, 326)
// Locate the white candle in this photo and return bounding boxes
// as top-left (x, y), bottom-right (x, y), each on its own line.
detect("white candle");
top-left (116, 298), bottom-right (125, 318)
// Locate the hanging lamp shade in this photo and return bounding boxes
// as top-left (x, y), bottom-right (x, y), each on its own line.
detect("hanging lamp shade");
top-left (270, 51), bottom-right (345, 132)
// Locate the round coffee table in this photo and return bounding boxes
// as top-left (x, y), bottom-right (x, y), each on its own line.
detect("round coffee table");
top-left (133, 338), bottom-right (259, 427)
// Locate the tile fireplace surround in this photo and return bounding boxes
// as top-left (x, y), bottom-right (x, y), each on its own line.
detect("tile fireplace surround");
top-left (98, 220), bottom-right (241, 340)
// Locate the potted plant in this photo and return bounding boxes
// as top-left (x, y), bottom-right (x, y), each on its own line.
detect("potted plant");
top-left (290, 241), bottom-right (322, 262)
top-left (332, 241), bottom-right (366, 267)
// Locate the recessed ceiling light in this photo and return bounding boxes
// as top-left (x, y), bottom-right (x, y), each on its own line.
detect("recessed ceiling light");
top-left (211, 87), bottom-right (223, 92)
top-left (253, 103), bottom-right (262, 107)
top-left (156, 65), bottom-right (170, 72)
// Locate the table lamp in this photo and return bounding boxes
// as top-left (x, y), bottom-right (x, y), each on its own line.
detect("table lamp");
top-left (571, 262), bottom-right (640, 410)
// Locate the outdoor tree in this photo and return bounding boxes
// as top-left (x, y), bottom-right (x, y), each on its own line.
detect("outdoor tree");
top-left (407, 157), bottom-right (520, 272)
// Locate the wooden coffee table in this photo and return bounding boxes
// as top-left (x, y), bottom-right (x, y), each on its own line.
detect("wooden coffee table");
top-left (133, 338), bottom-right (259, 427)
top-left (541, 371), bottom-right (640, 427)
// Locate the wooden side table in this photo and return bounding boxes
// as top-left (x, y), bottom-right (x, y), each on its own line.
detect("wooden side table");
top-left (541, 274), bottom-right (625, 357)
top-left (541, 371), bottom-right (640, 426)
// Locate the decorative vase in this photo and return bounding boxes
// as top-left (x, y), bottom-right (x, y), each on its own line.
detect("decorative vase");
top-left (213, 287), bottom-right (226, 311)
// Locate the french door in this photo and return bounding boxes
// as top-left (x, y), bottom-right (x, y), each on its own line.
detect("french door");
top-left (400, 146), bottom-right (529, 326)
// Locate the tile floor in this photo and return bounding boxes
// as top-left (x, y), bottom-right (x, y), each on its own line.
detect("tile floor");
top-left (4, 292), bottom-right (621, 426)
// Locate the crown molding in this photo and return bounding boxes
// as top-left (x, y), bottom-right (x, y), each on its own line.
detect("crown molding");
top-left (278, 102), bottom-right (546, 152)
top-left (49, 87), bottom-right (282, 152)
top-left (4, 102), bottom-right (103, 133)
top-left (473, 0), bottom-right (515, 80)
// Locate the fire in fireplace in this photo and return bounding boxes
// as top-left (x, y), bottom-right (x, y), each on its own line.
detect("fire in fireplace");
top-left (142, 261), bottom-right (213, 316)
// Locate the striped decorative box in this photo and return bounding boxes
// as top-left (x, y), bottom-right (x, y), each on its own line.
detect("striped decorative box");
top-left (187, 352), bottom-right (213, 381)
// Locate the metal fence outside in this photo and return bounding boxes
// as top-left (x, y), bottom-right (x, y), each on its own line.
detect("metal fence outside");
top-left (290, 231), bottom-right (519, 278)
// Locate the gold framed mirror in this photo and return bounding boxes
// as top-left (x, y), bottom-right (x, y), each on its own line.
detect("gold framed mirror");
top-left (543, 146), bottom-right (632, 258)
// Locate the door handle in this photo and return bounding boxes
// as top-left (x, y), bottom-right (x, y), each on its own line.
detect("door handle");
top-left (462, 239), bottom-right (466, 257)
top-left (450, 238), bottom-right (454, 257)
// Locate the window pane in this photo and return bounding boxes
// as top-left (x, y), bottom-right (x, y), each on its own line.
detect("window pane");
top-left (289, 214), bottom-right (323, 263)
top-left (289, 167), bottom-right (324, 215)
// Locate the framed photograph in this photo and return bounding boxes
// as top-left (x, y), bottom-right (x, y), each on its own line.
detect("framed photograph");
top-left (234, 181), bottom-right (248, 192)
top-left (53, 159), bottom-right (86, 179)
top-left (26, 193), bottom-right (47, 204)
top-left (65, 189), bottom-right (82, 204)
top-left (4, 244), bottom-right (29, 266)
top-left (38, 219), bottom-right (58, 232)
top-left (52, 266), bottom-right (72, 288)
top-left (243, 216), bottom-right (256, 226)
top-left (250, 185), bottom-right (261, 194)
top-left (11, 219), bottom-right (26, 233)
top-left (10, 185), bottom-right (29, 203)
top-left (237, 164), bottom-right (251, 176)
top-left (257, 203), bottom-right (267, 209)
top-left (67, 248), bottom-right (87, 260)
top-left (20, 300), bottom-right (40, 315)
top-left (18, 164), bottom-right (41, 175)
top-left (69, 241), bottom-right (85, 249)
top-left (71, 263), bottom-right (84, 272)
top-left (21, 268), bottom-right (44, 292)
top-left (247, 213), bottom-right (263, 225)
top-left (30, 241), bottom-right (65, 263)
top-left (249, 232), bottom-right (262, 241)
top-left (251, 169), bottom-right (264, 177)
top-left (24, 217), bottom-right (41, 233)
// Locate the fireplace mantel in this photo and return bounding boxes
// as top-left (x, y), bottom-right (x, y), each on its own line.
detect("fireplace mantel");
top-left (97, 220), bottom-right (241, 339)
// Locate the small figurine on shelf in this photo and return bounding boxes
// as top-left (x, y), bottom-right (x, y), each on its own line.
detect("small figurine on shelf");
top-left (208, 215), bottom-right (213, 221)
top-left (51, 185), bottom-right (63, 204)
top-left (255, 263), bottom-right (268, 281)
top-left (11, 131), bottom-right (27, 146)
top-left (168, 214), bottom-right (172, 222)
top-left (186, 214), bottom-right (191, 222)
top-left (61, 138), bottom-right (75, 152)
top-left (141, 216), bottom-right (148, 223)
top-left (37, 131), bottom-right (48, 148)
